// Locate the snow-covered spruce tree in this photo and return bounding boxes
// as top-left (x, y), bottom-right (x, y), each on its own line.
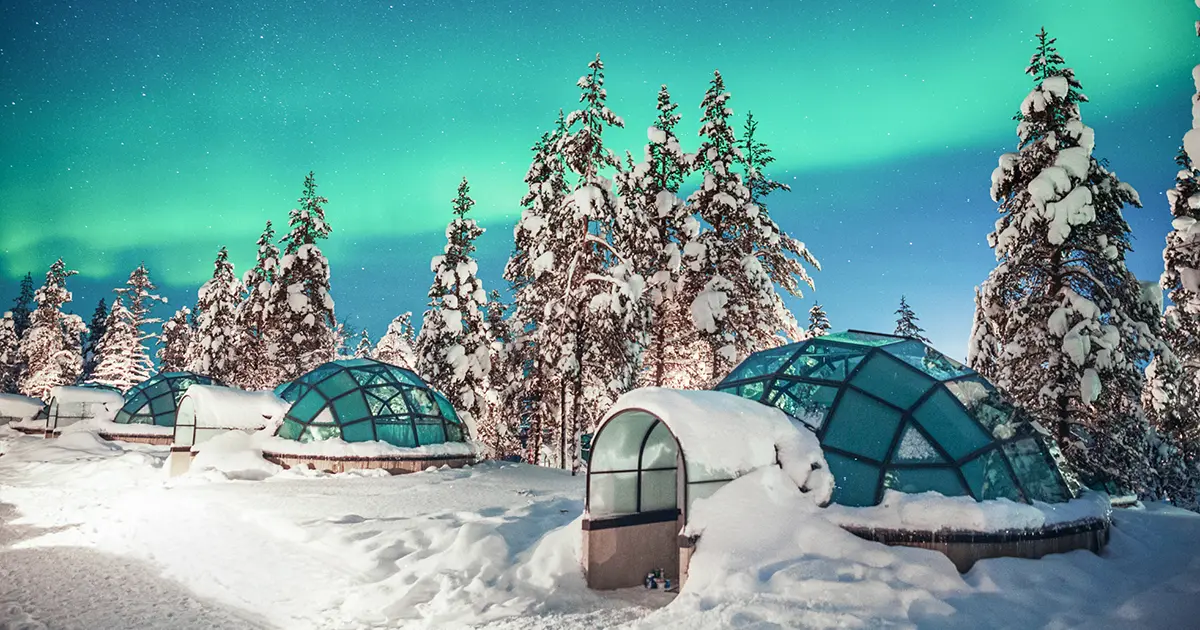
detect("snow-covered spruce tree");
top-left (81, 298), bottom-right (108, 379)
top-left (17, 260), bottom-right (86, 400)
top-left (234, 221), bottom-right (282, 389)
top-left (617, 84), bottom-right (702, 389)
top-left (416, 178), bottom-right (492, 443)
top-left (374, 312), bottom-right (418, 370)
top-left (157, 306), bottom-right (193, 373)
top-left (352, 329), bottom-right (372, 359)
top-left (807, 302), bottom-right (831, 337)
top-left (894, 295), bottom-right (930, 342)
top-left (1148, 148), bottom-right (1200, 446)
top-left (482, 291), bottom-right (522, 459)
top-left (10, 272), bottom-right (34, 338)
top-left (0, 312), bottom-right (21, 393)
top-left (503, 115), bottom-right (570, 464)
top-left (969, 29), bottom-right (1168, 492)
top-left (188, 247), bottom-right (242, 382)
top-left (552, 55), bottom-right (648, 470)
top-left (738, 110), bottom-right (819, 346)
top-left (685, 72), bottom-right (817, 382)
top-left (89, 297), bottom-right (144, 391)
top-left (114, 263), bottom-right (166, 385)
top-left (267, 172), bottom-right (337, 380)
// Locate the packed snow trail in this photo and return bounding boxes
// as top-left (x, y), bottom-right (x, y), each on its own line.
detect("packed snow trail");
top-left (0, 503), bottom-right (268, 630)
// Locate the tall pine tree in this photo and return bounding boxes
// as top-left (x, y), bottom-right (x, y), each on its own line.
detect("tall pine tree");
top-left (267, 172), bottom-right (337, 379)
top-left (618, 85), bottom-right (701, 389)
top-left (502, 115), bottom-right (570, 464)
top-left (81, 298), bottom-right (108, 379)
top-left (158, 306), bottom-right (193, 373)
top-left (969, 29), bottom-right (1168, 492)
top-left (0, 312), bottom-right (20, 393)
top-left (416, 178), bottom-right (492, 442)
top-left (10, 273), bottom-right (34, 338)
top-left (739, 111), bottom-right (820, 346)
top-left (352, 329), bottom-right (373, 359)
top-left (894, 296), bottom-right (930, 342)
top-left (807, 303), bottom-right (831, 337)
top-left (18, 260), bottom-right (86, 400)
top-left (483, 291), bottom-right (522, 459)
top-left (235, 221), bottom-right (282, 389)
top-left (188, 247), bottom-right (242, 382)
top-left (114, 264), bottom-right (165, 385)
top-left (90, 297), bottom-right (144, 391)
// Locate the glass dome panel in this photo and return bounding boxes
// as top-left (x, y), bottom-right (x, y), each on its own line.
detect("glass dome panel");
top-left (1003, 439), bottom-right (1072, 503)
top-left (822, 389), bottom-right (902, 461)
top-left (825, 452), bottom-right (881, 507)
top-left (821, 331), bottom-right (904, 347)
top-left (722, 344), bottom-right (800, 383)
top-left (960, 449), bottom-right (1025, 502)
top-left (911, 388), bottom-right (992, 460)
top-left (892, 424), bottom-right (946, 463)
top-left (882, 340), bottom-right (975, 381)
top-left (884, 467), bottom-right (968, 497)
top-left (849, 352), bottom-right (934, 410)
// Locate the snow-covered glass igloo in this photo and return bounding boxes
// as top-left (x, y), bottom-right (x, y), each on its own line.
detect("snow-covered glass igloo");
top-left (264, 358), bottom-right (475, 474)
top-left (107, 372), bottom-right (223, 444)
top-left (714, 330), bottom-right (1080, 508)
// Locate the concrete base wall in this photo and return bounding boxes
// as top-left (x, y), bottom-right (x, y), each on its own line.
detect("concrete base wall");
top-left (167, 450), bottom-right (193, 477)
top-left (584, 518), bottom-right (680, 590)
top-left (845, 519), bottom-right (1110, 572)
top-left (97, 432), bottom-right (173, 446)
top-left (261, 452), bottom-right (475, 475)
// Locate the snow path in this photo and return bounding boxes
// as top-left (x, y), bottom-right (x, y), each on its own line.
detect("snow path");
top-left (0, 503), bottom-right (268, 630)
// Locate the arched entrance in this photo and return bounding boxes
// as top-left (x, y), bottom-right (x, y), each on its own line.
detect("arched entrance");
top-left (583, 409), bottom-right (684, 590)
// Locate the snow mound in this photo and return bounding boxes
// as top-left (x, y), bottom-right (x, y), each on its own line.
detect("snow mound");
top-left (0, 394), bottom-right (44, 423)
top-left (824, 489), bottom-right (1111, 533)
top-left (189, 430), bottom-right (282, 481)
top-left (647, 467), bottom-right (967, 628)
top-left (257, 433), bottom-right (476, 459)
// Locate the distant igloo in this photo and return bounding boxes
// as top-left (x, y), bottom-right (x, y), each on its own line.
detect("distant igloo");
top-left (262, 358), bottom-right (475, 474)
top-left (108, 372), bottom-right (223, 444)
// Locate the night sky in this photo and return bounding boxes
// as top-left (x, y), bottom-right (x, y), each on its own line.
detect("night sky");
top-left (1, 0), bottom-right (1195, 358)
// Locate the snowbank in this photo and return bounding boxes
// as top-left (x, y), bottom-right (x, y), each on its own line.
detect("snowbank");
top-left (824, 489), bottom-right (1111, 533)
top-left (646, 467), bottom-right (967, 628)
top-left (178, 385), bottom-right (287, 430)
top-left (64, 417), bottom-right (173, 437)
top-left (257, 433), bottom-right (476, 459)
top-left (188, 430), bottom-right (283, 481)
top-left (0, 393), bottom-right (44, 423)
top-left (603, 388), bottom-right (818, 482)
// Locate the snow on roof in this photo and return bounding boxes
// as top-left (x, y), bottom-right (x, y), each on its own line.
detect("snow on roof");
top-left (600, 388), bottom-right (819, 483)
top-left (256, 433), bottom-right (476, 459)
top-left (0, 393), bottom-right (45, 421)
top-left (49, 386), bottom-right (125, 408)
top-left (178, 385), bottom-right (288, 430)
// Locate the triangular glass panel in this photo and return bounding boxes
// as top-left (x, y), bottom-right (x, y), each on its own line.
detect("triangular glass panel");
top-left (892, 424), bottom-right (946, 463)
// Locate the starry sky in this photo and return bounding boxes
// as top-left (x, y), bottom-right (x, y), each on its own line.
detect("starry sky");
top-left (0, 0), bottom-right (1196, 358)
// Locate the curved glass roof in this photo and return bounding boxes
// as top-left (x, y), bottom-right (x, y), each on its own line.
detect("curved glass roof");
top-left (715, 330), bottom-right (1080, 507)
top-left (114, 372), bottom-right (223, 426)
top-left (275, 358), bottom-right (466, 448)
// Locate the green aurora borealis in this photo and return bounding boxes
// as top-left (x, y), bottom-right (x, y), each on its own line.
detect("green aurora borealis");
top-left (1, 0), bottom-right (1196, 352)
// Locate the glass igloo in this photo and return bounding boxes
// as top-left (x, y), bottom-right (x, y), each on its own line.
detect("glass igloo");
top-left (715, 330), bottom-right (1080, 507)
top-left (114, 372), bottom-right (223, 426)
top-left (275, 358), bottom-right (467, 448)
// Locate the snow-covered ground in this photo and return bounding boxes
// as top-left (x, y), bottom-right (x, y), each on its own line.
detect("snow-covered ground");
top-left (2, 426), bottom-right (1199, 629)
